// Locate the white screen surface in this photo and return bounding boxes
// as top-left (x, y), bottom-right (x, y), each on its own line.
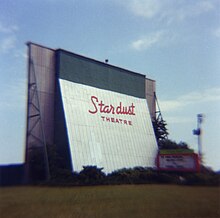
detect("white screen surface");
top-left (59, 79), bottom-right (158, 173)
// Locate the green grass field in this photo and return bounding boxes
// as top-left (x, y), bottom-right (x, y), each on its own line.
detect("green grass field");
top-left (0, 185), bottom-right (219, 218)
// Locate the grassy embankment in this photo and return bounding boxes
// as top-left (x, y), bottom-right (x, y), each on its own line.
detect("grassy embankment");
top-left (0, 185), bottom-right (219, 218)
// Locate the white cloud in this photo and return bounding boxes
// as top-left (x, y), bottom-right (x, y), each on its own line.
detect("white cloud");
top-left (164, 116), bottom-right (193, 124)
top-left (0, 79), bottom-right (26, 110)
top-left (131, 31), bottom-right (164, 50)
top-left (126, 0), bottom-right (161, 19)
top-left (0, 36), bottom-right (17, 53)
top-left (175, 0), bottom-right (215, 21)
top-left (0, 21), bottom-right (20, 54)
top-left (195, 0), bottom-right (215, 14)
top-left (119, 0), bottom-right (216, 23)
top-left (0, 22), bottom-right (18, 33)
top-left (160, 87), bottom-right (220, 112)
top-left (14, 49), bottom-right (27, 59)
top-left (0, 21), bottom-right (19, 54)
top-left (213, 27), bottom-right (220, 38)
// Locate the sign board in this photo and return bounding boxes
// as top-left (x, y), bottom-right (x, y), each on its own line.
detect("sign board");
top-left (157, 153), bottom-right (200, 172)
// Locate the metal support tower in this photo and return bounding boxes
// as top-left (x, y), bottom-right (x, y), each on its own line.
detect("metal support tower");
top-left (153, 92), bottom-right (168, 142)
top-left (193, 114), bottom-right (204, 163)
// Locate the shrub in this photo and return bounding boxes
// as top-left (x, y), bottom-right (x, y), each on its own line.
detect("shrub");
top-left (184, 173), bottom-right (220, 186)
top-left (79, 166), bottom-right (106, 185)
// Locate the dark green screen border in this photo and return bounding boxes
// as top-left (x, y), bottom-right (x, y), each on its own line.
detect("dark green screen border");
top-left (56, 50), bottom-right (146, 99)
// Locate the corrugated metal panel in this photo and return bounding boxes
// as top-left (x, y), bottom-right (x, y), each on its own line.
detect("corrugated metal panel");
top-left (145, 79), bottom-right (156, 120)
top-left (26, 43), bottom-right (55, 146)
top-left (25, 43), bottom-right (55, 181)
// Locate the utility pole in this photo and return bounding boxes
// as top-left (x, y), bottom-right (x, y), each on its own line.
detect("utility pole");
top-left (193, 114), bottom-right (204, 163)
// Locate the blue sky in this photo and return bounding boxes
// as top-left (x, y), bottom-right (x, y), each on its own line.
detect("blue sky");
top-left (0, 0), bottom-right (219, 170)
